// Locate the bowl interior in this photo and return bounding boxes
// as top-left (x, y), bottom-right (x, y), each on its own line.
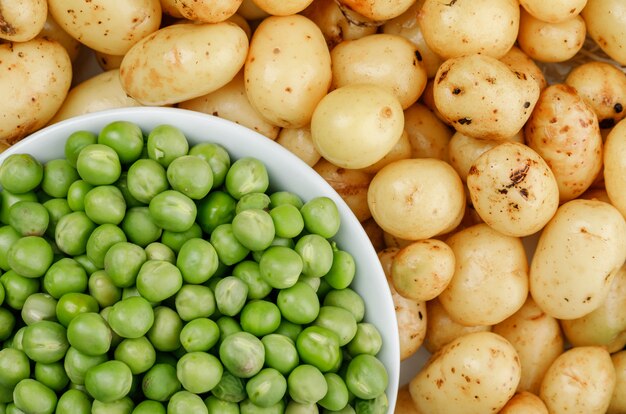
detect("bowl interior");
top-left (2, 106), bottom-right (400, 410)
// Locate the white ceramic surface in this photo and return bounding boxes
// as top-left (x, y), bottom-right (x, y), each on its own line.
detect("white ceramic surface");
top-left (1, 106), bottom-right (400, 411)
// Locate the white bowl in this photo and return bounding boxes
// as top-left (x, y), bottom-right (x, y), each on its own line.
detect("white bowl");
top-left (2, 106), bottom-right (400, 411)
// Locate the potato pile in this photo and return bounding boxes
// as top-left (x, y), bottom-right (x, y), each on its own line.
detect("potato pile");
top-left (2, 0), bottom-right (626, 412)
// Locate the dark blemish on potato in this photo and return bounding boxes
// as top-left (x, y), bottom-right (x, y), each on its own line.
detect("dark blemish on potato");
top-left (600, 118), bottom-right (616, 129)
top-left (486, 77), bottom-right (496, 84)
top-left (549, 117), bottom-right (557, 123)
top-left (497, 188), bottom-right (508, 195)
top-left (285, 87), bottom-right (292, 93)
top-left (445, 0), bottom-right (458, 6)
top-left (564, 297), bottom-right (569, 302)
top-left (509, 163), bottom-right (529, 186)
top-left (436, 379), bottom-right (444, 388)
top-left (579, 118), bottom-right (590, 128)
top-left (457, 117), bottom-right (472, 125)
top-left (570, 7), bottom-right (576, 13)
top-left (273, 47), bottom-right (280, 54)
top-left (418, 311), bottom-right (423, 320)
top-left (381, 106), bottom-right (393, 118)
top-left (0, 10), bottom-right (16, 35)
top-left (584, 296), bottom-right (592, 303)
top-left (519, 188), bottom-right (529, 199)
top-left (451, 367), bottom-right (456, 373)
top-left (468, 165), bottom-right (479, 176)
top-left (438, 69), bottom-right (449, 84)
top-left (614, 103), bottom-right (623, 113)
top-left (509, 202), bottom-right (519, 210)
top-left (212, 111), bottom-right (219, 116)
top-left (513, 71), bottom-right (527, 81)
top-left (415, 50), bottom-right (423, 62)
top-left (452, 87), bottom-right (462, 95)
top-left (523, 101), bottom-right (530, 108)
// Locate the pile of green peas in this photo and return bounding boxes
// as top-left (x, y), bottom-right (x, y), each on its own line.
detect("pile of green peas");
top-left (0, 121), bottom-right (389, 414)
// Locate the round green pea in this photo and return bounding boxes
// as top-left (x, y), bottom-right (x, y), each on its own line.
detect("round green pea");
top-left (210, 370), bottom-right (246, 403)
top-left (203, 396), bottom-right (239, 414)
top-left (236, 192), bottom-right (271, 214)
top-left (345, 354), bottom-right (388, 400)
top-left (13, 379), bottom-right (57, 414)
top-left (225, 157), bottom-right (269, 200)
top-left (88, 271), bottom-right (122, 308)
top-left (43, 198), bottom-right (72, 239)
top-left (210, 223), bottom-right (250, 266)
top-left (0, 225), bottom-right (21, 270)
top-left (318, 373), bottom-right (349, 411)
top-left (196, 190), bottom-right (236, 234)
top-left (287, 365), bottom-right (328, 404)
top-left (273, 319), bottom-right (302, 343)
top-left (55, 211), bottom-right (97, 256)
top-left (98, 120), bottom-right (144, 164)
top-left (147, 125), bottom-right (189, 167)
top-left (168, 391), bottom-right (207, 414)
top-left (277, 281), bottom-right (320, 325)
top-left (285, 401), bottom-right (319, 414)
top-left (219, 331), bottom-right (265, 378)
top-left (67, 180), bottom-right (94, 212)
top-left (22, 320), bottom-right (69, 363)
top-left (64, 347), bottom-right (108, 385)
top-left (92, 397), bottom-right (134, 414)
top-left (313, 306), bottom-right (358, 347)
top-left (216, 316), bottom-right (242, 345)
top-left (84, 185), bottom-right (126, 225)
top-left (188, 142), bottom-right (230, 188)
top-left (121, 207), bottom-right (162, 247)
top-left (261, 334), bottom-right (299, 376)
top-left (240, 300), bottom-right (281, 337)
top-left (215, 276), bottom-right (248, 317)
top-left (300, 197), bottom-right (340, 239)
top-left (136, 260), bottom-right (183, 302)
top-left (346, 323), bottom-right (382, 357)
top-left (176, 238), bottom-right (218, 284)
top-left (179, 318), bottom-right (220, 353)
top-left (148, 190), bottom-right (196, 233)
top-left (0, 348), bottom-right (30, 388)
top-left (126, 159), bottom-right (169, 204)
top-left (0, 154), bottom-right (43, 194)
top-left (34, 361), bottom-right (70, 392)
top-left (232, 260), bottom-right (272, 300)
top-left (295, 234), bottom-right (334, 278)
top-left (141, 363), bottom-right (181, 402)
top-left (86, 223), bottom-right (127, 268)
top-left (56, 292), bottom-right (99, 327)
top-left (43, 257), bottom-right (88, 298)
top-left (108, 296), bottom-right (154, 339)
top-left (7, 235), bottom-right (53, 278)
top-left (246, 368), bottom-right (287, 408)
top-left (85, 360), bottom-right (133, 403)
top-left (104, 242), bottom-right (147, 288)
top-left (240, 399), bottom-right (286, 414)
top-left (67, 312), bottom-right (112, 356)
top-left (8, 201), bottom-right (49, 236)
top-left (147, 306), bottom-right (182, 352)
top-left (76, 144), bottom-right (122, 185)
top-left (114, 336), bottom-right (156, 375)
top-left (115, 171), bottom-right (144, 208)
top-left (259, 246), bottom-right (303, 289)
top-left (323, 289), bottom-right (365, 323)
top-left (0, 270), bottom-right (39, 310)
top-left (232, 209), bottom-right (275, 252)
top-left (296, 326), bottom-right (342, 373)
top-left (0, 190), bottom-right (37, 225)
top-left (21, 292), bottom-right (57, 325)
top-left (42, 159), bottom-right (79, 198)
top-left (144, 242), bottom-right (175, 263)
top-left (174, 284), bottom-right (215, 321)
top-left (324, 250), bottom-right (356, 290)
top-left (269, 191), bottom-right (304, 209)
top-left (270, 203), bottom-right (304, 239)
top-left (56, 389), bottom-right (92, 414)
top-left (167, 155), bottom-right (213, 199)
top-left (65, 130), bottom-right (98, 168)
top-left (132, 400), bottom-right (165, 414)
top-left (160, 222), bottom-right (202, 254)
top-left (353, 393), bottom-right (388, 414)
top-left (176, 351), bottom-right (223, 394)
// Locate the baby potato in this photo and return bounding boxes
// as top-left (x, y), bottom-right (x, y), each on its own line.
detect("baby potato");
top-left (404, 103), bottom-right (453, 160)
top-left (48, 0), bottom-right (162, 55)
top-left (418, 0), bottom-right (520, 59)
top-left (608, 351), bottom-right (626, 414)
top-left (467, 142), bottom-right (560, 237)
top-left (48, 70), bottom-right (142, 125)
top-left (94, 51), bottom-right (124, 71)
top-left (499, 46), bottom-right (548, 92)
top-left (311, 84), bottom-right (404, 169)
top-left (0, 39), bottom-right (72, 145)
top-left (251, 0), bottom-right (314, 16)
top-left (245, 14), bottom-right (331, 129)
top-left (540, 346), bottom-right (616, 414)
top-left (582, 0), bottom-right (626, 65)
top-left (530, 199), bottom-right (626, 320)
top-left (499, 392), bottom-right (549, 414)
top-left (492, 298), bottom-right (565, 394)
top-left (358, 130), bottom-right (412, 174)
top-left (396, 385), bottom-right (420, 414)
top-left (177, 70), bottom-right (280, 140)
top-left (336, 0), bottom-right (415, 21)
top-left (331, 34), bottom-right (427, 109)
top-left (605, 119), bottom-right (626, 218)
top-left (120, 22), bottom-right (248, 106)
top-left (391, 239), bottom-right (455, 302)
top-left (518, 9), bottom-right (586, 63)
top-left (439, 223), bottom-right (529, 326)
top-left (560, 264), bottom-right (626, 353)
top-left (161, 0), bottom-right (183, 17)
top-left (433, 54), bottom-right (540, 140)
top-left (276, 127), bottom-right (320, 167)
top-left (368, 158), bottom-right (466, 240)
top-left (565, 62), bottom-right (626, 129)
top-left (237, 0), bottom-right (269, 20)
top-left (410, 331), bottom-right (521, 414)
top-left (37, 13), bottom-right (82, 62)
top-left (0, 0), bottom-right (47, 42)
top-left (525, 84), bottom-right (603, 202)
top-left (448, 133), bottom-right (500, 182)
top-left (520, 0), bottom-right (587, 23)
top-left (174, 0), bottom-right (242, 23)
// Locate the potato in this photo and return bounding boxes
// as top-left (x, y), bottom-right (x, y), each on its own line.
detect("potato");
top-left (120, 22), bottom-right (248, 106)
top-left (582, 0), bottom-right (626, 65)
top-left (161, 0), bottom-right (183, 17)
top-left (48, 70), bottom-right (143, 125)
top-left (605, 118), bottom-right (626, 218)
top-left (94, 51), bottom-right (124, 71)
top-left (410, 331), bottom-right (521, 414)
top-left (560, 264), bottom-right (626, 352)
top-left (368, 158), bottom-right (466, 240)
top-left (276, 127), bottom-right (320, 167)
top-left (520, 0), bottom-right (587, 23)
top-left (396, 385), bottom-right (420, 414)
top-left (358, 130), bottom-right (412, 174)
top-left (565, 62), bottom-right (626, 129)
top-left (499, 392), bottom-right (549, 414)
top-left (467, 142), bottom-right (560, 237)
top-left (518, 9), bottom-right (586, 63)
top-left (331, 34), bottom-right (427, 109)
top-left (177, 71), bottom-right (279, 140)
top-left (448, 133), bottom-right (500, 182)
top-left (174, 0), bottom-right (242, 22)
top-left (0, 0), bottom-right (47, 42)
top-left (439, 223), bottom-right (528, 326)
top-left (336, 0), bottom-right (415, 21)
top-left (237, 0), bottom-right (269, 20)
top-left (608, 351), bottom-right (626, 414)
top-left (244, 14), bottom-right (331, 129)
top-left (424, 298), bottom-right (491, 354)
top-left (418, 0), bottom-right (519, 60)
top-left (251, 0), bottom-right (313, 16)
top-left (311, 84), bottom-right (404, 169)
top-left (525, 84), bottom-right (603, 202)
top-left (37, 13), bottom-right (82, 62)
top-left (492, 298), bottom-right (564, 394)
top-left (404, 103), bottom-right (453, 160)
top-left (383, 232), bottom-right (414, 250)
top-left (433, 54), bottom-right (540, 140)
top-left (48, 0), bottom-right (162, 55)
top-left (499, 46), bottom-right (548, 92)
top-left (530, 199), bottom-right (626, 320)
top-left (540, 346), bottom-right (616, 414)
top-left (0, 39), bottom-right (71, 145)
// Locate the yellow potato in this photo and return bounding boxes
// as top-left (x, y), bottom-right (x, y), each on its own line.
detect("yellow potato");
top-left (275, 127), bottom-right (320, 167)
top-left (48, 0), bottom-right (162, 55)
top-left (237, 0), bottom-right (269, 20)
top-left (520, 0), bottom-right (587, 23)
top-left (396, 385), bottom-right (420, 414)
top-left (448, 133), bottom-right (500, 182)
top-left (540, 346), bottom-right (615, 414)
top-left (605, 119), bottom-right (626, 218)
top-left (120, 22), bottom-right (248, 106)
top-left (530, 199), bottom-right (626, 320)
top-left (582, 0), bottom-right (626, 65)
top-left (410, 331), bottom-right (521, 414)
top-left (160, 0), bottom-right (183, 17)
top-left (499, 46), bottom-right (547, 91)
top-left (0, 0), bottom-right (47, 42)
top-left (244, 14), bottom-right (331, 129)
top-left (37, 13), bottom-right (82, 62)
top-left (499, 392), bottom-right (549, 414)
top-left (357, 130), bottom-right (412, 174)
top-left (94, 51), bottom-right (124, 71)
top-left (0, 39), bottom-right (72, 145)
top-left (492, 298), bottom-right (565, 394)
top-left (404, 103), bottom-right (453, 160)
top-left (251, 0), bottom-right (314, 16)
top-left (608, 351), bottom-right (626, 414)
top-left (174, 0), bottom-right (242, 23)
top-left (336, 0), bottom-right (415, 21)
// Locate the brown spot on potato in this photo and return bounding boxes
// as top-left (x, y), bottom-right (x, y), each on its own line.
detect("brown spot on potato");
top-left (509, 163), bottom-right (529, 185)
top-left (438, 69), bottom-right (449, 84)
top-left (457, 117), bottom-right (472, 125)
top-left (381, 107), bottom-right (393, 118)
top-left (452, 87), bottom-right (462, 95)
top-left (468, 165), bottom-right (479, 176)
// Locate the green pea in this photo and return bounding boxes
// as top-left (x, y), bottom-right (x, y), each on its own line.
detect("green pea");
top-left (210, 370), bottom-right (246, 403)
top-left (98, 121), bottom-right (144, 164)
top-left (300, 276), bottom-right (321, 292)
top-left (219, 331), bottom-right (265, 378)
top-left (86, 223), bottom-right (127, 268)
top-left (319, 373), bottom-right (349, 411)
top-left (144, 242), bottom-right (175, 263)
top-left (324, 405), bottom-right (356, 414)
top-left (273, 319), bottom-right (302, 343)
top-left (269, 191), bottom-right (304, 209)
top-left (300, 197), bottom-right (340, 239)
top-left (22, 320), bottom-right (69, 363)
top-left (92, 397), bottom-right (134, 414)
top-left (344, 354), bottom-right (388, 400)
top-left (166, 155), bottom-right (213, 199)
top-left (42, 159), bottom-right (79, 198)
top-left (277, 281), bottom-right (320, 325)
top-left (259, 246), bottom-right (303, 289)
top-left (269, 204), bottom-right (304, 239)
top-left (197, 190), bottom-right (236, 234)
top-left (323, 289), bottom-right (365, 323)
top-left (215, 316), bottom-right (242, 345)
top-left (176, 351), bottom-right (223, 394)
top-left (7, 235), bottom-right (53, 278)
top-left (42, 198), bottom-right (72, 239)
top-left (295, 234), bottom-right (334, 278)
top-left (64, 347), bottom-right (107, 385)
top-left (141, 363), bottom-right (181, 401)
top-left (56, 389), bottom-right (92, 414)
top-left (84, 185), bottom-right (126, 225)
top-left (324, 250), bottom-right (355, 290)
top-left (43, 258), bottom-right (88, 299)
top-left (147, 306), bottom-right (182, 352)
top-left (167, 390), bottom-right (206, 414)
top-left (132, 400), bottom-right (165, 414)
top-left (0, 226), bottom-right (20, 270)
top-left (203, 396), bottom-right (239, 414)
top-left (240, 399), bottom-right (286, 414)
top-left (0, 348), bottom-right (30, 388)
top-left (21, 292), bottom-right (57, 325)
top-left (116, 172), bottom-right (144, 208)
top-left (114, 336), bottom-right (156, 375)
top-left (85, 360), bottom-right (133, 403)
top-left (225, 157), bottom-right (269, 200)
top-left (108, 296), bottom-right (154, 339)
top-left (55, 211), bottom-right (97, 256)
top-left (126, 159), bottom-right (169, 204)
top-left (261, 334), bottom-right (299, 376)
top-left (346, 323), bottom-right (382, 357)
top-left (0, 154), bottom-right (43, 194)
top-left (215, 276), bottom-right (248, 317)
top-left (176, 238), bottom-right (218, 284)
top-left (240, 300), bottom-right (280, 337)
top-left (296, 326), bottom-right (342, 373)
top-left (34, 361), bottom-right (70, 392)
top-left (174, 284), bottom-right (215, 321)
top-left (136, 260), bottom-right (182, 302)
top-left (353, 393), bottom-right (388, 414)
top-left (5, 403), bottom-right (24, 414)
top-left (313, 306), bottom-right (358, 347)
top-left (0, 190), bottom-right (37, 225)
top-left (232, 209), bottom-right (275, 252)
top-left (8, 201), bottom-right (49, 236)
top-left (180, 318), bottom-right (219, 353)
top-left (246, 368), bottom-right (286, 408)
top-left (0, 270), bottom-right (39, 310)
top-left (147, 125), bottom-right (189, 167)
top-left (210, 223), bottom-right (250, 266)
top-left (232, 260), bottom-right (272, 300)
top-left (88, 271), bottom-right (122, 308)
top-left (56, 292), bottom-right (99, 327)
top-left (287, 365), bottom-right (328, 404)
top-left (65, 130), bottom-right (98, 168)
top-left (67, 312), bottom-right (111, 356)
top-left (13, 379), bottom-right (57, 414)
top-left (188, 142), bottom-right (230, 188)
top-left (121, 207), bottom-right (162, 247)
top-left (104, 242), bottom-right (147, 288)
top-left (149, 190), bottom-right (196, 233)
top-left (76, 144), bottom-right (121, 185)
top-left (160, 223), bottom-right (202, 254)
top-left (285, 402), bottom-right (319, 414)
top-left (236, 192), bottom-right (271, 214)
top-left (67, 180), bottom-right (94, 212)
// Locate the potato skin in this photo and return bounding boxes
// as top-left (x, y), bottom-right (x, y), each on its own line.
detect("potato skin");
top-left (336, 0), bottom-right (416, 21)
top-left (582, 0), bottom-right (626, 65)
top-left (608, 351), bottom-right (626, 414)
top-left (499, 391), bottom-right (549, 414)
top-left (404, 103), bottom-right (453, 160)
top-left (520, 0), bottom-right (587, 23)
top-left (0, 0), bottom-right (47, 42)
top-left (604, 118), bottom-right (626, 218)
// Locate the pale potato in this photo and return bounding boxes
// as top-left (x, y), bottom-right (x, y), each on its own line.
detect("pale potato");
top-left (94, 51), bottom-right (124, 71)
top-left (245, 14), bottom-right (331, 129)
top-left (530, 199), bottom-right (626, 320)
top-left (492, 298), bottom-right (565, 394)
top-left (525, 84), bottom-right (603, 202)
top-left (177, 71), bottom-right (280, 140)
top-left (48, 0), bottom-right (162, 55)
top-left (608, 351), bottom-right (626, 414)
top-left (433, 54), bottom-right (540, 140)
top-left (0, 0), bottom-right (47, 42)
top-left (367, 158), bottom-right (466, 240)
top-left (439, 223), bottom-right (528, 326)
top-left (276, 127), bottom-right (320, 167)
top-left (499, 46), bottom-right (548, 92)
top-left (404, 103), bottom-right (453, 160)
top-left (251, 0), bottom-right (314, 16)
top-left (336, 0), bottom-right (415, 21)
top-left (582, 0), bottom-right (626, 65)
top-left (520, 0), bottom-right (587, 23)
top-left (237, 0), bottom-right (269, 20)
top-left (174, 0), bottom-right (242, 22)
top-left (356, 130), bottom-right (412, 175)
top-left (418, 0), bottom-right (519, 59)
top-left (0, 39), bottom-right (72, 145)
top-left (120, 22), bottom-right (248, 106)
top-left (383, 232), bottom-right (413, 250)
top-left (37, 13), bottom-right (82, 62)
top-left (499, 392), bottom-right (549, 414)
top-left (410, 331), bottom-right (521, 414)
top-left (605, 118), bottom-right (626, 218)
top-left (331, 34), bottom-right (427, 109)
top-left (540, 346), bottom-right (616, 414)
top-left (448, 132), bottom-right (500, 182)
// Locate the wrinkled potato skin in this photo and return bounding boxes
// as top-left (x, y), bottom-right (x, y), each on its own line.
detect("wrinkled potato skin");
top-left (520, 0), bottom-right (587, 23)
top-left (404, 103), bottom-right (453, 160)
top-left (608, 351), bottom-right (626, 414)
top-left (605, 119), bottom-right (626, 218)
top-left (275, 127), bottom-right (321, 167)
top-left (540, 346), bottom-right (616, 414)
top-left (492, 298), bottom-right (564, 394)
top-left (337, 0), bottom-right (415, 21)
top-left (525, 84), bottom-right (603, 202)
top-left (0, 39), bottom-right (72, 145)
top-left (582, 0), bottom-right (626, 65)
top-left (0, 0), bottom-right (47, 42)
top-left (37, 13), bottom-right (82, 62)
top-left (530, 199), bottom-right (626, 320)
top-left (499, 46), bottom-right (547, 91)
top-left (410, 331), bottom-right (521, 414)
top-left (174, 0), bottom-right (242, 23)
top-left (418, 0), bottom-right (520, 59)
top-left (433, 54), bottom-right (540, 140)
top-left (498, 391), bottom-right (549, 414)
